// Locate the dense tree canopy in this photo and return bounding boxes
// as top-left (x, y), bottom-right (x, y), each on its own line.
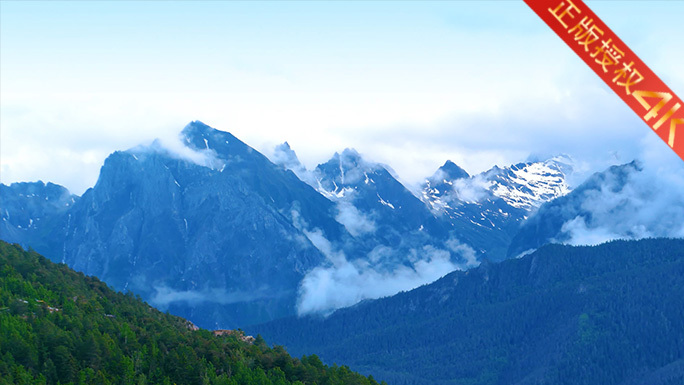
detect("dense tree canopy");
top-left (0, 242), bottom-right (385, 385)
top-left (251, 239), bottom-right (684, 385)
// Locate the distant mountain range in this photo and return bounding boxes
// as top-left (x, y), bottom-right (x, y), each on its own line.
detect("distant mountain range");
top-left (2, 121), bottom-right (680, 330)
top-left (418, 157), bottom-right (572, 260)
top-left (273, 140), bottom-right (574, 263)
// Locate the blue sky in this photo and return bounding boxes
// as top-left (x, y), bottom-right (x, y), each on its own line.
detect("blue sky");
top-left (1, 1), bottom-right (683, 194)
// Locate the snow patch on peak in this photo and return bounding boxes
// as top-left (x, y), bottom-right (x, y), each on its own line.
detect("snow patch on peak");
top-left (377, 193), bottom-right (395, 209)
top-left (318, 185), bottom-right (354, 200)
top-left (487, 158), bottom-right (572, 210)
top-left (334, 200), bottom-right (376, 237)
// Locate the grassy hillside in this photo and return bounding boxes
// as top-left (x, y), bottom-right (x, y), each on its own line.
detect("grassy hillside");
top-left (0, 241), bottom-right (386, 385)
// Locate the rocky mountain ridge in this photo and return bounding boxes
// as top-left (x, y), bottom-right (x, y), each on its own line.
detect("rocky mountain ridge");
top-left (0, 121), bottom-right (610, 329)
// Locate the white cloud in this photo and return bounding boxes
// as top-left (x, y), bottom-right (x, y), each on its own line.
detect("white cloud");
top-left (149, 285), bottom-right (273, 311)
top-left (2, 2), bottom-right (682, 195)
top-left (556, 135), bottom-right (684, 246)
top-left (450, 175), bottom-right (493, 204)
top-left (296, 245), bottom-right (458, 316)
top-left (152, 136), bottom-right (225, 171)
top-left (560, 217), bottom-right (622, 247)
top-left (268, 142), bottom-right (318, 186)
top-left (297, 228), bottom-right (478, 315)
top-left (445, 238), bottom-right (479, 268)
top-left (334, 200), bottom-right (376, 237)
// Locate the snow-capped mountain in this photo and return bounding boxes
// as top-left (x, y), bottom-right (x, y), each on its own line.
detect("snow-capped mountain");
top-left (418, 156), bottom-right (574, 261)
top-left (420, 161), bottom-right (525, 260)
top-left (421, 161), bottom-right (469, 211)
top-left (313, 149), bottom-right (470, 263)
top-left (485, 156), bottom-right (573, 211)
top-left (276, 147), bottom-right (519, 264)
top-left (422, 157), bottom-right (572, 215)
top-left (271, 148), bottom-right (575, 263)
top-left (507, 159), bottom-right (684, 258)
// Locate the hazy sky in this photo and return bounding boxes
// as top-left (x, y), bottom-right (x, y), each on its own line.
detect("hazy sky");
top-left (2, 1), bottom-right (683, 195)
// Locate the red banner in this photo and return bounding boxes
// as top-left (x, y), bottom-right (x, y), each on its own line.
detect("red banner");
top-left (525, 0), bottom-right (684, 162)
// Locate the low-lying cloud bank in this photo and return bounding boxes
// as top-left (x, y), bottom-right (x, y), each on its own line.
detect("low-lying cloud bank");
top-left (296, 227), bottom-right (478, 316)
top-left (450, 175), bottom-right (493, 204)
top-left (555, 138), bottom-right (684, 246)
top-left (129, 134), bottom-right (225, 171)
top-left (149, 285), bottom-right (274, 311)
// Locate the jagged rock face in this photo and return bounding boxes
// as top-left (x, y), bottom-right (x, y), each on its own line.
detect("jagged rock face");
top-left (310, 149), bottom-right (526, 264)
top-left (272, 147), bottom-right (574, 264)
top-left (0, 181), bottom-right (77, 255)
top-left (313, 149), bottom-right (449, 259)
top-left (0, 122), bottom-right (601, 326)
top-left (424, 161), bottom-right (470, 195)
top-left (57, 122), bottom-right (354, 328)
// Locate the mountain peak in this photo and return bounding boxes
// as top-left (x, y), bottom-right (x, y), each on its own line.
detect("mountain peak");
top-left (178, 121), bottom-right (255, 163)
top-left (180, 120), bottom-right (213, 141)
top-left (438, 161), bottom-right (470, 181)
top-left (340, 148), bottom-right (360, 157)
top-left (332, 148), bottom-right (363, 165)
top-left (181, 121), bottom-right (216, 149)
top-left (272, 142), bottom-right (305, 172)
top-left (486, 158), bottom-right (572, 210)
top-left (323, 148), bottom-right (367, 173)
top-left (315, 148), bottom-right (388, 196)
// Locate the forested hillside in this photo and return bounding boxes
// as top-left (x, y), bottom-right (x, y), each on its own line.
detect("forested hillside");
top-left (0, 242), bottom-right (385, 385)
top-left (250, 239), bottom-right (684, 385)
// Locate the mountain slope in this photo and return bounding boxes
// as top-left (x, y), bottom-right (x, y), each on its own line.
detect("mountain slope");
top-left (248, 238), bottom-right (684, 385)
top-left (315, 149), bottom-right (443, 238)
top-left (0, 241), bottom-right (385, 385)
